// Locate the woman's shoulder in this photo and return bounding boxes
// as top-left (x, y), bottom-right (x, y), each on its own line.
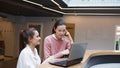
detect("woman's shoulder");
top-left (19, 47), bottom-right (30, 57)
top-left (19, 48), bottom-right (27, 55)
top-left (45, 34), bottom-right (53, 39)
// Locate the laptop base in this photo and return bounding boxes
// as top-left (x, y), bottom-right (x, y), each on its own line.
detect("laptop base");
top-left (49, 58), bottom-right (82, 67)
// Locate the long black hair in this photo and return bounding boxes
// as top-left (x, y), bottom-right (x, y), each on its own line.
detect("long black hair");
top-left (52, 19), bottom-right (66, 34)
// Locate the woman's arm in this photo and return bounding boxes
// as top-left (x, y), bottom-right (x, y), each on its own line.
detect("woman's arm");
top-left (44, 38), bottom-right (51, 60)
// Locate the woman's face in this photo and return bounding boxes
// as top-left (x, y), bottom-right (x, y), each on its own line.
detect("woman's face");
top-left (30, 30), bottom-right (41, 46)
top-left (54, 25), bottom-right (66, 39)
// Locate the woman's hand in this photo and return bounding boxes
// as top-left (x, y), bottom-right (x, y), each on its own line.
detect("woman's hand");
top-left (61, 49), bottom-right (69, 55)
top-left (64, 30), bottom-right (73, 44)
top-left (42, 56), bottom-right (55, 64)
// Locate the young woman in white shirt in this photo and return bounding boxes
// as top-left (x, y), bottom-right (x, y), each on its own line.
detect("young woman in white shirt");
top-left (17, 28), bottom-right (41, 68)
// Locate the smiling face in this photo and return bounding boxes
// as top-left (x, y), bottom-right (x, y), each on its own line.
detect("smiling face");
top-left (54, 25), bottom-right (66, 39)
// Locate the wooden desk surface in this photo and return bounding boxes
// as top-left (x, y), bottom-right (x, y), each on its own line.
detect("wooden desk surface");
top-left (37, 50), bottom-right (120, 68)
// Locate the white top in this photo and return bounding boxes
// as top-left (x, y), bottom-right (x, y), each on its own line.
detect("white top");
top-left (17, 45), bottom-right (41, 68)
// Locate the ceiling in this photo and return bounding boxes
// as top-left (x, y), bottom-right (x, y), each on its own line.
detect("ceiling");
top-left (0, 0), bottom-right (120, 17)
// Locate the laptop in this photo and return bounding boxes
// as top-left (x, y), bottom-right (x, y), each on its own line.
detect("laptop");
top-left (49, 43), bottom-right (87, 67)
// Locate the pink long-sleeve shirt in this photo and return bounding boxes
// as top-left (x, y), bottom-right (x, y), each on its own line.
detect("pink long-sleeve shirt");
top-left (44, 34), bottom-right (71, 60)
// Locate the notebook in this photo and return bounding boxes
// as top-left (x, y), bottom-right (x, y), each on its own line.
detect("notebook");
top-left (49, 43), bottom-right (87, 67)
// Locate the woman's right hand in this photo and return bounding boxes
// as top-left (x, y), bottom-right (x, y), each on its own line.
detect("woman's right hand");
top-left (61, 49), bottom-right (69, 55)
top-left (42, 56), bottom-right (55, 64)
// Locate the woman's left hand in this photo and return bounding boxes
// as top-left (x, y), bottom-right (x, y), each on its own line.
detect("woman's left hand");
top-left (64, 30), bottom-right (73, 44)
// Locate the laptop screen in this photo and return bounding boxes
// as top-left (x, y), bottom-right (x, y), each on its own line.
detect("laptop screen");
top-left (68, 43), bottom-right (87, 60)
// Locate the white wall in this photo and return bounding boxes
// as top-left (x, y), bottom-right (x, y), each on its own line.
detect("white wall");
top-left (63, 16), bottom-right (120, 50)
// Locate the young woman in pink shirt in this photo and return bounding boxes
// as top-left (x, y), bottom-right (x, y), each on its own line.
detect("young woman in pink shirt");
top-left (43, 19), bottom-right (73, 63)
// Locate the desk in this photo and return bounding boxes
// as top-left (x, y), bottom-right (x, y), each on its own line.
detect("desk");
top-left (37, 50), bottom-right (120, 68)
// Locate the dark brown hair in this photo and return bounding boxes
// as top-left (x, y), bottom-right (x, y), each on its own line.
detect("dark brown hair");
top-left (20, 28), bottom-right (37, 48)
